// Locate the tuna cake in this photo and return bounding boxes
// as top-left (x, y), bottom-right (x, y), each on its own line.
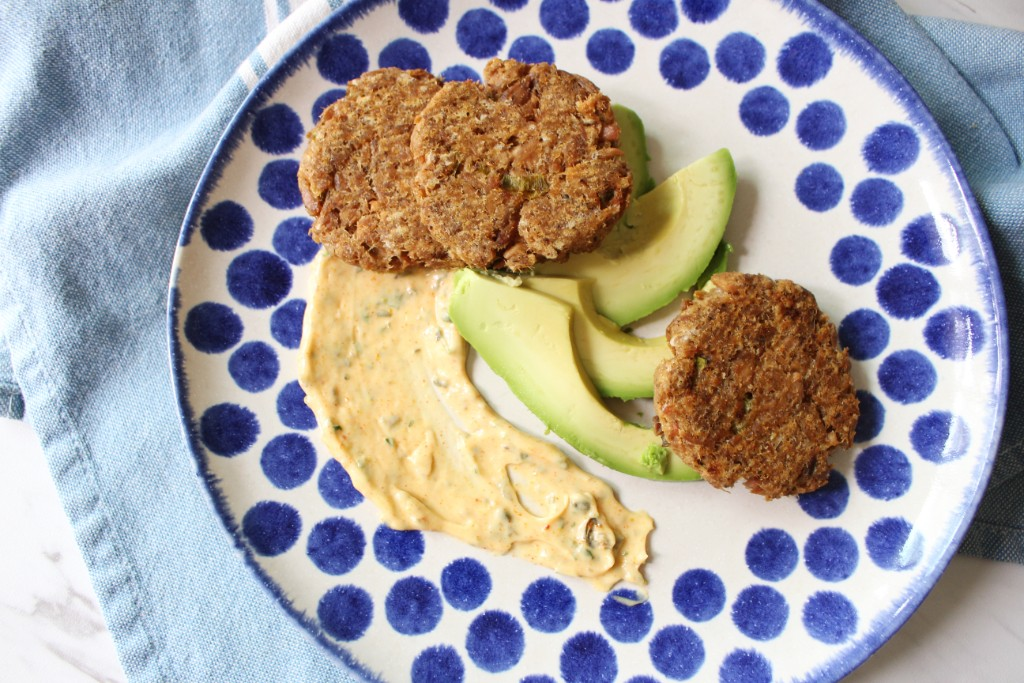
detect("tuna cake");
top-left (653, 272), bottom-right (859, 500)
top-left (410, 58), bottom-right (632, 271)
top-left (296, 68), bottom-right (457, 271)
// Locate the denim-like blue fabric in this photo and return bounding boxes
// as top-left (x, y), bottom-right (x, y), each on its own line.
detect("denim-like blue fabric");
top-left (0, 0), bottom-right (1020, 680)
top-left (0, 1), bottom-right (358, 680)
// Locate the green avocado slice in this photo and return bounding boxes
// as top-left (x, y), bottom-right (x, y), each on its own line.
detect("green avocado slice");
top-left (537, 148), bottom-right (736, 327)
top-left (521, 275), bottom-right (668, 400)
top-left (449, 269), bottom-right (699, 482)
top-left (612, 104), bottom-right (656, 199)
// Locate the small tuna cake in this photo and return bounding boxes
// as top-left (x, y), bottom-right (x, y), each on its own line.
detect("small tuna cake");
top-left (653, 272), bottom-right (859, 500)
top-left (297, 68), bottom-right (457, 271)
top-left (410, 58), bottom-right (632, 271)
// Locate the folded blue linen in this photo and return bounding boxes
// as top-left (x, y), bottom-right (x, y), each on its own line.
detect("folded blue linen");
top-left (0, 0), bottom-right (1020, 680)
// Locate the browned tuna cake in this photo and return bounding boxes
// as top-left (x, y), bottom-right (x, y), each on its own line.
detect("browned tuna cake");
top-left (653, 272), bottom-right (859, 500)
top-left (410, 58), bottom-right (632, 271)
top-left (297, 68), bottom-right (457, 271)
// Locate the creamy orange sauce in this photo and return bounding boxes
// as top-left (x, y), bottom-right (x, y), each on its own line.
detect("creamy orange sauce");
top-left (298, 252), bottom-right (652, 590)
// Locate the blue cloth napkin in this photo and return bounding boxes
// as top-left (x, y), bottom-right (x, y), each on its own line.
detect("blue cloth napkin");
top-left (0, 0), bottom-right (1020, 680)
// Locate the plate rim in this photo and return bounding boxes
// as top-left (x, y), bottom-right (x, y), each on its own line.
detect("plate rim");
top-left (166, 1), bottom-right (1010, 680)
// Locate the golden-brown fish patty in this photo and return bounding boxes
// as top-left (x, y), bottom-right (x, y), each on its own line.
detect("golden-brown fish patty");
top-left (653, 272), bottom-right (859, 500)
top-left (410, 59), bottom-right (632, 271)
top-left (297, 68), bottom-right (457, 271)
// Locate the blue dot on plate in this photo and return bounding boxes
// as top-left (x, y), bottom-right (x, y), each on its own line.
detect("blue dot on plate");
top-left (261, 433), bottom-right (316, 489)
top-left (273, 216), bottom-right (318, 265)
top-left (522, 677), bottom-right (557, 683)
top-left (629, 0), bottom-right (678, 39)
top-left (386, 576), bottom-right (443, 635)
top-left (624, 678), bottom-right (658, 683)
top-left (854, 390), bottom-right (885, 442)
top-left (599, 589), bottom-right (653, 643)
top-left (271, 299), bottom-right (306, 350)
top-left (649, 625), bottom-right (704, 679)
top-left (715, 32), bottom-right (765, 83)
top-left (455, 8), bottom-right (506, 58)
top-left (442, 557), bottom-right (492, 611)
top-left (804, 528), bottom-right (859, 582)
top-left (838, 308), bottom-right (889, 360)
top-left (878, 349), bottom-right (937, 404)
top-left (258, 158), bottom-right (303, 210)
top-left (466, 611), bottom-right (524, 673)
top-left (866, 517), bottom-right (921, 570)
top-left (307, 516), bottom-right (365, 575)
top-left (251, 103), bottom-right (304, 155)
top-left (379, 38), bottom-right (432, 71)
top-left (739, 85), bottom-right (789, 136)
top-left (795, 162), bottom-right (843, 211)
top-left (492, 0), bottom-right (529, 9)
top-left (562, 632), bottom-right (618, 683)
top-left (720, 649), bottom-right (772, 683)
top-left (521, 577), bottom-right (575, 631)
top-left (242, 500), bottom-right (301, 556)
top-left (317, 34), bottom-right (369, 84)
top-left (587, 29), bottom-right (634, 75)
top-left (798, 469), bottom-right (850, 520)
top-left (227, 250), bottom-right (292, 310)
top-left (318, 585), bottom-right (373, 641)
top-left (672, 568), bottom-right (726, 622)
top-left (680, 0), bottom-right (729, 23)
top-left (855, 445), bottom-right (912, 500)
top-left (440, 64), bottom-right (481, 82)
top-left (925, 306), bottom-right (985, 360)
top-left (796, 100), bottom-right (846, 150)
top-left (803, 592), bottom-right (858, 644)
top-left (319, 458), bottom-right (364, 509)
top-left (731, 586), bottom-right (788, 641)
top-left (412, 645), bottom-right (464, 683)
top-left (312, 88), bottom-right (345, 123)
top-left (911, 411), bottom-right (970, 464)
top-left (200, 402), bottom-right (259, 457)
top-left (863, 122), bottom-right (920, 174)
top-left (277, 380), bottom-right (317, 430)
top-left (374, 525), bottom-right (425, 571)
top-left (201, 201), bottom-right (254, 251)
top-left (901, 213), bottom-right (960, 266)
top-left (508, 35), bottom-right (555, 64)
top-left (660, 39), bottom-right (710, 90)
top-left (745, 528), bottom-right (799, 581)
top-left (399, 0), bottom-right (449, 33)
top-left (228, 341), bottom-right (279, 393)
top-left (777, 32), bottom-right (832, 87)
top-left (184, 302), bottom-right (243, 353)
top-left (851, 177), bottom-right (903, 226)
top-left (830, 235), bottom-right (881, 286)
top-left (876, 263), bottom-right (940, 320)
top-left (539, 0), bottom-right (589, 39)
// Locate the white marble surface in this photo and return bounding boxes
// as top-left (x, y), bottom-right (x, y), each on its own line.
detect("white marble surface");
top-left (3, 1), bottom-right (1022, 681)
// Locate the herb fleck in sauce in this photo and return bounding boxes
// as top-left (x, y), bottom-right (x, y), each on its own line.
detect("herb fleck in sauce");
top-left (299, 253), bottom-right (652, 590)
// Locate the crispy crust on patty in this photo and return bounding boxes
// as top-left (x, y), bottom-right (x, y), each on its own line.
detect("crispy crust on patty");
top-left (653, 272), bottom-right (859, 500)
top-left (296, 68), bottom-right (457, 271)
top-left (410, 59), bottom-right (631, 271)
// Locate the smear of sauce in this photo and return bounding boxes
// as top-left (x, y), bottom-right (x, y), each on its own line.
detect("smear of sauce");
top-left (299, 252), bottom-right (653, 590)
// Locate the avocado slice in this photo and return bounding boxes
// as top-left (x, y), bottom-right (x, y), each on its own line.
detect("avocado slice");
top-left (449, 269), bottom-right (699, 482)
top-left (521, 276), bottom-right (668, 400)
top-left (537, 148), bottom-right (736, 327)
top-left (612, 104), bottom-right (655, 198)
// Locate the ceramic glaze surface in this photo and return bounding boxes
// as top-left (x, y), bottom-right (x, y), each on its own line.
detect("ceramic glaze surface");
top-left (169, 1), bottom-right (1006, 680)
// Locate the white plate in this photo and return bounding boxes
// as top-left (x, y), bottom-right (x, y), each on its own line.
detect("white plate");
top-left (169, 1), bottom-right (1007, 680)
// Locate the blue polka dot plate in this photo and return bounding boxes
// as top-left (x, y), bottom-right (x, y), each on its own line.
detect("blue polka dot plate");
top-left (169, 1), bottom-right (1007, 680)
